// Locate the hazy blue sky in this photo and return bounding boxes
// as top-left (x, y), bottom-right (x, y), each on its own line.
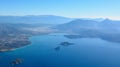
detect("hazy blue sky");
top-left (0, 0), bottom-right (119, 19)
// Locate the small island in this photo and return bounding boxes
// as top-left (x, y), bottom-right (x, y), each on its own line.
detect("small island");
top-left (54, 46), bottom-right (61, 51)
top-left (59, 41), bottom-right (74, 46)
top-left (10, 58), bottom-right (23, 66)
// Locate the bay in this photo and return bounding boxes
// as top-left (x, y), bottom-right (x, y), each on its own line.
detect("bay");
top-left (0, 33), bottom-right (120, 67)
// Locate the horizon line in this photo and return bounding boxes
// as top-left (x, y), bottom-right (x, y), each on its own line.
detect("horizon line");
top-left (0, 14), bottom-right (119, 20)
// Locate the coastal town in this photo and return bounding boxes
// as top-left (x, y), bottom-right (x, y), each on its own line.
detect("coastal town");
top-left (0, 35), bottom-right (31, 52)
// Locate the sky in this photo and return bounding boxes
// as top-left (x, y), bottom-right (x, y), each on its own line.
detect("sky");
top-left (0, 0), bottom-right (120, 20)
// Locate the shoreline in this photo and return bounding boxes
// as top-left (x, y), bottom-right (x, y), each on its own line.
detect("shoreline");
top-left (0, 42), bottom-right (31, 52)
top-left (0, 33), bottom-right (55, 52)
top-left (0, 48), bottom-right (15, 52)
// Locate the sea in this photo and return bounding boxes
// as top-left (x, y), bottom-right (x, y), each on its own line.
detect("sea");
top-left (1, 33), bottom-right (120, 67)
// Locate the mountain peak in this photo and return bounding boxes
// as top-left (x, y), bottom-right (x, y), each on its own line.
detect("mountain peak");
top-left (102, 18), bottom-right (111, 22)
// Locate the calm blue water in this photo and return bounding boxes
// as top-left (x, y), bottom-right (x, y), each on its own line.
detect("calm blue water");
top-left (1, 33), bottom-right (120, 67)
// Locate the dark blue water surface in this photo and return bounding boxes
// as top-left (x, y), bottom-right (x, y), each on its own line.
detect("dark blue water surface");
top-left (1, 33), bottom-right (120, 67)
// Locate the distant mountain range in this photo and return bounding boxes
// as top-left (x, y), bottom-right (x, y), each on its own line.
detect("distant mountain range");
top-left (0, 15), bottom-right (106, 24)
top-left (1, 15), bottom-right (120, 43)
top-left (0, 15), bottom-right (73, 24)
top-left (56, 19), bottom-right (120, 33)
top-left (55, 19), bottom-right (120, 43)
top-left (1, 15), bottom-right (120, 50)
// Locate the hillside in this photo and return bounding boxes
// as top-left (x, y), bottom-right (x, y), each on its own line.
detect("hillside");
top-left (55, 19), bottom-right (120, 43)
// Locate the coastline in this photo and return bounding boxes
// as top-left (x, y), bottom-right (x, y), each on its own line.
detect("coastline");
top-left (0, 41), bottom-right (31, 52)
top-left (0, 33), bottom-right (51, 52)
top-left (0, 44), bottom-right (31, 52)
top-left (0, 48), bottom-right (15, 52)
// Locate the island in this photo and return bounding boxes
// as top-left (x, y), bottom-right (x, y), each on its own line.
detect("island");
top-left (10, 58), bottom-right (23, 66)
top-left (54, 46), bottom-right (61, 51)
top-left (54, 42), bottom-right (74, 51)
top-left (59, 41), bottom-right (74, 46)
